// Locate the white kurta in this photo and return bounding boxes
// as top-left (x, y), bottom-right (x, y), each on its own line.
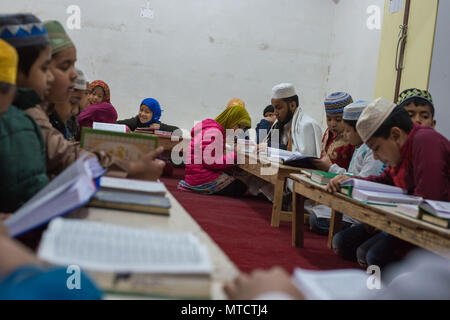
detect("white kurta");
top-left (290, 107), bottom-right (323, 157)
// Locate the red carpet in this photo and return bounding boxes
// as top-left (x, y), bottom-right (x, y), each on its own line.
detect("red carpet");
top-left (161, 168), bottom-right (360, 274)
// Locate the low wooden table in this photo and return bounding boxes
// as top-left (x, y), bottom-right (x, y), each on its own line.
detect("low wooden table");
top-left (238, 153), bottom-right (307, 227)
top-left (69, 190), bottom-right (239, 299)
top-left (289, 173), bottom-right (450, 258)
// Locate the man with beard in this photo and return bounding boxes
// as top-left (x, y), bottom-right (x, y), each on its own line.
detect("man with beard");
top-left (263, 83), bottom-right (322, 156)
top-left (248, 83), bottom-right (322, 203)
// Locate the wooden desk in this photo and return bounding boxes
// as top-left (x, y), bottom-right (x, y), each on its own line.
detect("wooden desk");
top-left (237, 153), bottom-right (306, 227)
top-left (69, 191), bottom-right (239, 299)
top-left (289, 173), bottom-right (450, 258)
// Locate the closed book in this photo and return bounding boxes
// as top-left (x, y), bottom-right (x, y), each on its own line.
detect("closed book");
top-left (91, 272), bottom-right (211, 299)
top-left (421, 213), bottom-right (450, 228)
top-left (310, 170), bottom-right (341, 185)
top-left (395, 204), bottom-right (420, 218)
top-left (135, 127), bottom-right (155, 133)
top-left (99, 176), bottom-right (167, 196)
top-left (154, 130), bottom-right (173, 137)
top-left (88, 189), bottom-right (171, 215)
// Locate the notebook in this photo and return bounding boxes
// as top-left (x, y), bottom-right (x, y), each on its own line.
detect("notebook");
top-left (37, 218), bottom-right (212, 298)
top-left (340, 178), bottom-right (422, 206)
top-left (4, 156), bottom-right (102, 237)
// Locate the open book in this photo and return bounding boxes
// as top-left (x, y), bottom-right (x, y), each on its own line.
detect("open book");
top-left (340, 178), bottom-right (422, 206)
top-left (5, 156), bottom-right (103, 237)
top-left (292, 267), bottom-right (374, 300)
top-left (419, 200), bottom-right (450, 228)
top-left (37, 218), bottom-right (213, 298)
top-left (267, 147), bottom-right (318, 168)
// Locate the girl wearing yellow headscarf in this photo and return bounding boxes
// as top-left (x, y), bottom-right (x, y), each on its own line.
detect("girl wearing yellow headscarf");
top-left (178, 105), bottom-right (251, 197)
top-left (215, 105), bottom-right (251, 130)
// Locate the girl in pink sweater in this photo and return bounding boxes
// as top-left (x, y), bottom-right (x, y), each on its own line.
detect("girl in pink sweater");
top-left (179, 105), bottom-right (251, 197)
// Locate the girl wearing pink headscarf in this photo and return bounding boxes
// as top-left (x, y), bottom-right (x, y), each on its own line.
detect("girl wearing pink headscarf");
top-left (77, 80), bottom-right (118, 139)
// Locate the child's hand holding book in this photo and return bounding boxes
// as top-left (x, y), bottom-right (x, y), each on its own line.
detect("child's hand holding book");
top-left (326, 175), bottom-right (351, 193)
top-left (128, 146), bottom-right (166, 181)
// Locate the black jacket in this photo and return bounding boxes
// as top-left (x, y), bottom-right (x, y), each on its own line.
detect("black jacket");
top-left (117, 115), bottom-right (179, 133)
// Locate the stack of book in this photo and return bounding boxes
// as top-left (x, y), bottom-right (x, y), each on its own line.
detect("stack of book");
top-left (134, 127), bottom-right (173, 137)
top-left (37, 218), bottom-right (213, 299)
top-left (308, 170), bottom-right (352, 185)
top-left (338, 178), bottom-right (423, 206)
top-left (419, 200), bottom-right (450, 228)
top-left (396, 200), bottom-right (450, 228)
top-left (88, 176), bottom-right (171, 215)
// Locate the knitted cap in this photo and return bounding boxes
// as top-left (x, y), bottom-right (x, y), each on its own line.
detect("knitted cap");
top-left (272, 83), bottom-right (297, 99)
top-left (343, 100), bottom-right (369, 121)
top-left (0, 39), bottom-right (18, 85)
top-left (356, 97), bottom-right (396, 143)
top-left (397, 88), bottom-right (434, 108)
top-left (43, 20), bottom-right (74, 54)
top-left (324, 92), bottom-right (353, 114)
top-left (0, 14), bottom-right (49, 48)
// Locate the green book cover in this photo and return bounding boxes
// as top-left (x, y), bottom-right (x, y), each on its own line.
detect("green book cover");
top-left (80, 127), bottom-right (159, 161)
top-left (309, 170), bottom-right (353, 185)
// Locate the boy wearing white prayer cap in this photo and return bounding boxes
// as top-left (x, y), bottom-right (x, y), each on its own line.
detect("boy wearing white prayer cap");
top-left (330, 97), bottom-right (449, 268)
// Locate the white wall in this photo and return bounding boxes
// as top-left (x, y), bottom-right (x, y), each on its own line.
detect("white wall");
top-left (1, 0), bottom-right (382, 132)
top-left (325, 0), bottom-right (384, 127)
top-left (429, 0), bottom-right (450, 139)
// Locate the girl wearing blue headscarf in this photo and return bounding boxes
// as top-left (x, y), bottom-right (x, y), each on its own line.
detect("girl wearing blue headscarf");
top-left (117, 98), bottom-right (179, 132)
